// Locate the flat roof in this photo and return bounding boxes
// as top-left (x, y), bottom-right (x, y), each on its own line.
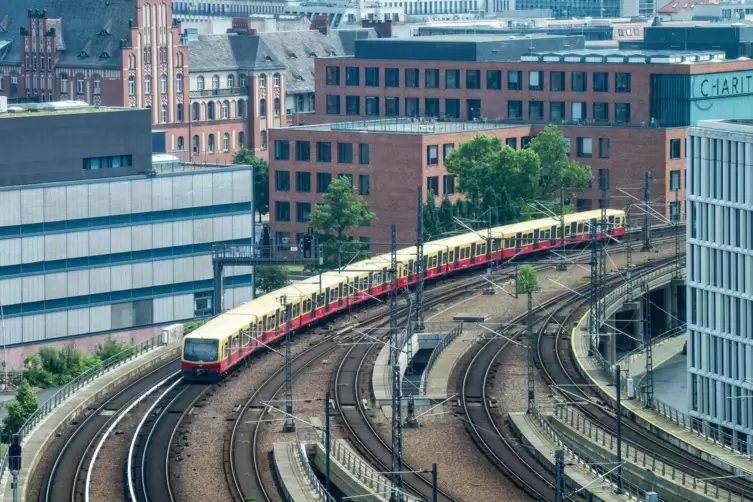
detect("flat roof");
top-left (286, 118), bottom-right (526, 135)
top-left (523, 48), bottom-right (727, 64)
top-left (392, 34), bottom-right (573, 43)
top-left (0, 102), bottom-right (124, 119)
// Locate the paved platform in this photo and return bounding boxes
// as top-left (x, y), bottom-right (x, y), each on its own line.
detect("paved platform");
top-left (273, 442), bottom-right (321, 502)
top-left (424, 329), bottom-right (478, 398)
top-left (572, 313), bottom-right (753, 479)
top-left (509, 412), bottom-right (634, 501)
top-left (0, 339), bottom-right (181, 502)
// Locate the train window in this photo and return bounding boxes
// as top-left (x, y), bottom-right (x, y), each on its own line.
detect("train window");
top-left (303, 299), bottom-right (312, 312)
top-left (442, 252), bottom-right (447, 265)
top-left (279, 311), bottom-right (287, 326)
top-left (317, 293), bottom-right (325, 307)
top-left (478, 244), bottom-right (485, 255)
top-left (373, 272), bottom-right (381, 285)
top-left (330, 289), bottom-right (338, 302)
top-left (267, 315), bottom-right (276, 330)
top-left (382, 269), bottom-right (387, 284)
top-left (449, 250), bottom-right (455, 262)
top-left (292, 304), bottom-right (300, 317)
top-left (577, 223), bottom-right (583, 234)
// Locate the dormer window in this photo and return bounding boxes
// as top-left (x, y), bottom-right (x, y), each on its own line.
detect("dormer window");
top-left (78, 50), bottom-right (89, 58)
top-left (264, 55), bottom-right (273, 61)
top-left (287, 52), bottom-right (297, 59)
top-left (99, 51), bottom-right (110, 58)
top-left (308, 51), bottom-right (317, 58)
top-left (100, 29), bottom-right (110, 36)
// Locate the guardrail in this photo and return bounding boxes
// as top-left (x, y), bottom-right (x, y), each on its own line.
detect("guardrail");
top-left (295, 441), bottom-right (336, 502)
top-left (548, 405), bottom-right (753, 501)
top-left (0, 327), bottom-right (182, 480)
top-left (421, 322), bottom-right (464, 394)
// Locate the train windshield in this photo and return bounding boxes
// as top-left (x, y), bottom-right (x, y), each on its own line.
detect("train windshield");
top-left (184, 339), bottom-right (219, 362)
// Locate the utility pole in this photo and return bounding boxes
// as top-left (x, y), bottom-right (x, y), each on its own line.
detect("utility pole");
top-left (389, 224), bottom-right (405, 502)
top-left (554, 449), bottom-right (564, 502)
top-left (415, 187), bottom-right (425, 332)
top-left (557, 187), bottom-right (568, 271)
top-left (324, 391), bottom-right (331, 497)
top-left (588, 216), bottom-right (598, 357)
top-left (527, 288), bottom-right (535, 413)
top-left (405, 296), bottom-right (417, 427)
top-left (615, 365), bottom-right (623, 494)
top-left (598, 178), bottom-right (609, 329)
top-left (431, 464), bottom-right (438, 502)
top-left (642, 171), bottom-right (653, 252)
top-left (486, 208), bottom-right (495, 289)
top-left (281, 299), bottom-right (295, 432)
top-left (626, 206), bottom-right (633, 301)
top-left (643, 282), bottom-right (654, 408)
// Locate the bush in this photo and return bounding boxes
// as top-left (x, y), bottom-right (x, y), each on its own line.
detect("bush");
top-left (1, 380), bottom-right (38, 443)
top-left (184, 321), bottom-right (205, 335)
top-left (95, 337), bottom-right (137, 361)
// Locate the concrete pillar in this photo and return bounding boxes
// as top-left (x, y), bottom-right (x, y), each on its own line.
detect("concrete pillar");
top-left (606, 315), bottom-right (617, 364)
top-left (662, 286), bottom-right (673, 333)
top-left (633, 300), bottom-right (644, 345)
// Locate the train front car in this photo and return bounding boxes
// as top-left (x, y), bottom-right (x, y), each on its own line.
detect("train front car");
top-left (182, 335), bottom-right (224, 382)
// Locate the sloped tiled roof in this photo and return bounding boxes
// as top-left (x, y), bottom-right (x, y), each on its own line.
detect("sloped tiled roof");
top-left (188, 28), bottom-right (376, 94)
top-left (659, 0), bottom-right (716, 14)
top-left (0, 0), bottom-right (135, 68)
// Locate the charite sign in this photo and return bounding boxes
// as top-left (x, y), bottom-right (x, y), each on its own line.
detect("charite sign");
top-left (691, 71), bottom-right (753, 99)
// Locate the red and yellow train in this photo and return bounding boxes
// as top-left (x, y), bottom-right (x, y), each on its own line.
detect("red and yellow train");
top-left (181, 209), bottom-right (625, 381)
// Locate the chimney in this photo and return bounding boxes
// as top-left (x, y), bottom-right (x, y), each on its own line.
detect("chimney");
top-left (310, 15), bottom-right (330, 35)
top-left (229, 17), bottom-right (257, 35)
top-left (362, 19), bottom-right (392, 38)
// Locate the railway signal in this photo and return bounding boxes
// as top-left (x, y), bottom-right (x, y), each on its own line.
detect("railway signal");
top-left (10, 434), bottom-right (21, 502)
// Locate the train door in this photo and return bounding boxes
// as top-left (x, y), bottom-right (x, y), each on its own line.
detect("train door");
top-left (550, 225), bottom-right (557, 245)
top-left (608, 215), bottom-right (615, 235)
top-left (408, 259), bottom-right (414, 282)
top-left (470, 243), bottom-right (476, 264)
top-left (515, 232), bottom-right (522, 253)
top-left (441, 251), bottom-right (447, 272)
top-left (382, 267), bottom-right (388, 289)
top-left (368, 272), bottom-right (374, 295)
top-left (454, 247), bottom-right (459, 267)
top-left (533, 229), bottom-right (540, 250)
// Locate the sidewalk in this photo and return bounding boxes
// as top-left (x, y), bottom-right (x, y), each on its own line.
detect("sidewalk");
top-left (572, 314), bottom-right (753, 478)
top-left (424, 329), bottom-right (477, 398)
top-left (0, 341), bottom-right (181, 502)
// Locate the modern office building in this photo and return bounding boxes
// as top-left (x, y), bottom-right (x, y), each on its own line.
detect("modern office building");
top-left (0, 104), bottom-right (254, 347)
top-left (268, 117), bottom-right (686, 246)
top-left (686, 118), bottom-right (753, 452)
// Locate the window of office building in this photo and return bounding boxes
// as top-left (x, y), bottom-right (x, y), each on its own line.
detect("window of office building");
top-left (615, 103), bottom-right (630, 123)
top-left (82, 155), bottom-right (133, 170)
top-left (427, 145), bottom-right (439, 165)
top-left (427, 176), bottom-right (439, 195)
top-left (275, 170), bottom-right (291, 191)
top-left (486, 70), bottom-right (502, 90)
top-left (599, 169), bottom-right (609, 189)
top-left (405, 68), bottom-right (419, 88)
top-left (365, 96), bottom-right (379, 116)
top-left (385, 97), bottom-right (400, 116)
top-left (468, 99), bottom-right (481, 119)
top-left (599, 138), bottom-right (610, 158)
top-left (276, 232), bottom-right (291, 251)
top-left (550, 101), bottom-right (565, 121)
top-left (529, 71), bottom-right (543, 91)
top-left (550, 71), bottom-right (565, 91)
top-left (385, 68), bottom-right (400, 87)
top-left (345, 66), bottom-right (359, 86)
top-left (346, 96), bottom-right (360, 115)
top-left (296, 202), bottom-right (311, 223)
top-left (326, 95), bottom-right (340, 115)
top-left (359, 174), bottom-right (370, 195)
top-left (317, 141), bottom-right (332, 162)
top-left (466, 70), bottom-right (481, 89)
top-left (445, 69), bottom-right (460, 89)
top-left (508, 71), bottom-right (522, 90)
top-left (445, 98), bottom-right (460, 118)
top-left (593, 102), bottom-right (608, 121)
top-left (443, 175), bottom-right (455, 194)
top-left (443, 143), bottom-right (454, 160)
top-left (670, 169), bottom-right (681, 191)
top-left (508, 100), bottom-right (522, 119)
top-left (365, 67), bottom-right (380, 86)
top-left (296, 171), bottom-right (311, 192)
top-left (670, 138), bottom-right (682, 159)
top-left (275, 140), bottom-right (290, 160)
top-left (576, 137), bottom-right (593, 158)
top-left (317, 172), bottom-right (332, 192)
top-left (572, 71), bottom-right (587, 92)
top-left (572, 102), bottom-right (586, 120)
top-left (506, 137), bottom-right (517, 149)
top-left (406, 97), bottom-right (419, 117)
top-left (425, 98), bottom-right (439, 117)
top-left (296, 140), bottom-right (311, 161)
top-left (425, 69), bottom-right (439, 88)
top-left (359, 143), bottom-right (370, 164)
top-left (338, 142), bottom-right (353, 164)
top-left (275, 201), bottom-right (290, 221)
top-left (615, 72), bottom-right (631, 92)
top-left (326, 66), bottom-right (340, 85)
top-left (593, 72), bottom-right (609, 92)
top-left (529, 101), bottom-right (544, 121)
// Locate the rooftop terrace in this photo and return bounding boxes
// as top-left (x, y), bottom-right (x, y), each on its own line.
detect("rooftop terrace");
top-left (0, 101), bottom-right (123, 119)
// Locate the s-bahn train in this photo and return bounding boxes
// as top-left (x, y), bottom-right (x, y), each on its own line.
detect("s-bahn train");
top-left (181, 209), bottom-right (626, 381)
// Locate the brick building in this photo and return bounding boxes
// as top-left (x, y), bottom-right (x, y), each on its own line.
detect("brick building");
top-left (0, 0), bottom-right (377, 163)
top-left (268, 118), bottom-right (687, 248)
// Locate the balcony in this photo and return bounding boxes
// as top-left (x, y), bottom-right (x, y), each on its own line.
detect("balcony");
top-left (189, 88), bottom-right (244, 98)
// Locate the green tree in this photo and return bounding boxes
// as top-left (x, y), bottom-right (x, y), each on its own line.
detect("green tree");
top-left (482, 187), bottom-right (499, 227)
top-left (518, 265), bottom-right (541, 295)
top-left (518, 264), bottom-right (540, 413)
top-left (255, 266), bottom-right (291, 294)
top-left (1, 380), bottom-right (38, 443)
top-left (94, 338), bottom-right (136, 361)
top-left (438, 195), bottom-right (455, 230)
top-left (423, 190), bottom-right (440, 240)
top-left (233, 148), bottom-right (269, 222)
top-left (528, 124), bottom-right (593, 201)
top-left (310, 176), bottom-right (376, 267)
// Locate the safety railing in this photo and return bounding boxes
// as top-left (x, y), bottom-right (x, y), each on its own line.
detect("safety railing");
top-left (529, 407), bottom-right (648, 501)
top-left (421, 322), bottom-right (464, 394)
top-left (295, 441), bottom-right (336, 502)
top-left (548, 405), bottom-right (753, 501)
top-left (320, 433), bottom-right (421, 502)
top-left (0, 326), bottom-right (182, 480)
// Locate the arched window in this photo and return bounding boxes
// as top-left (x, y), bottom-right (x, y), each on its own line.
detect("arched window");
top-left (260, 130), bottom-right (267, 149)
top-left (259, 98), bottom-right (266, 117)
top-left (193, 135), bottom-right (200, 153)
top-left (160, 74), bottom-right (167, 94)
top-left (222, 100), bottom-right (230, 119)
top-left (144, 75), bottom-right (152, 95)
top-left (274, 98), bottom-right (281, 117)
top-left (207, 102), bottom-right (215, 120)
top-left (176, 74), bottom-right (183, 93)
top-left (192, 102), bottom-right (199, 121)
top-left (177, 104), bottom-right (184, 122)
top-left (212, 75), bottom-right (219, 89)
top-left (128, 54), bottom-right (136, 69)
top-left (223, 132), bottom-right (230, 152)
top-left (273, 72), bottom-right (281, 87)
top-left (197, 76), bottom-right (204, 90)
top-left (259, 74), bottom-right (266, 88)
top-left (239, 74), bottom-right (246, 88)
top-left (76, 74), bottom-right (85, 94)
top-left (128, 76), bottom-right (135, 96)
top-left (93, 75), bottom-right (101, 95)
top-left (238, 131), bottom-right (245, 149)
top-left (161, 104), bottom-right (168, 123)
top-left (177, 136), bottom-right (185, 151)
top-left (208, 134), bottom-right (215, 152)
top-left (60, 74), bottom-right (68, 93)
top-left (237, 99), bottom-right (245, 118)
top-left (227, 74), bottom-right (234, 88)
top-left (176, 52), bottom-right (183, 67)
